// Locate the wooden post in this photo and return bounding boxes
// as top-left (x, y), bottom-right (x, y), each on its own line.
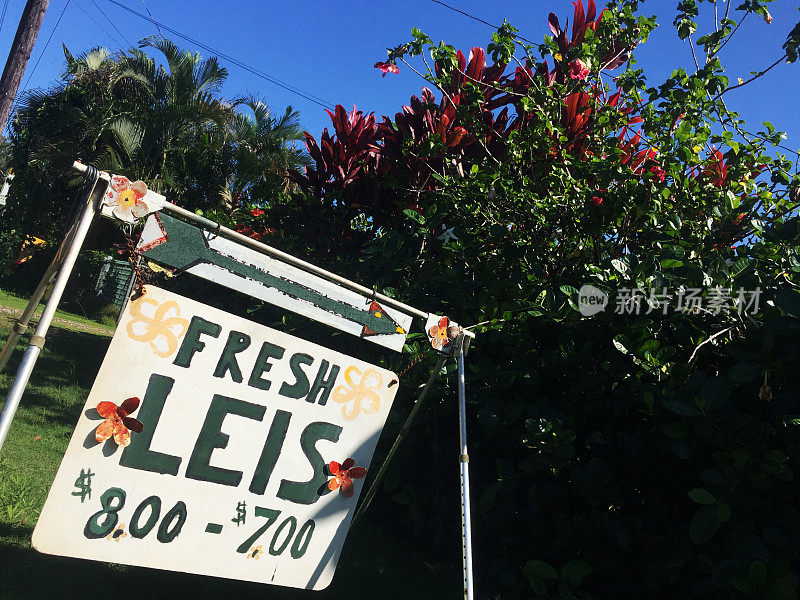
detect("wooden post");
top-left (0, 0), bottom-right (50, 133)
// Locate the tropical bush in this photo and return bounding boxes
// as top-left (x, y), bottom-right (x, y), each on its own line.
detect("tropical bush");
top-left (267, 1), bottom-right (800, 597)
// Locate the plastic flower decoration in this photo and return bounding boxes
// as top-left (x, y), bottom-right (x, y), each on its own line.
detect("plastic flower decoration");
top-left (328, 458), bottom-right (367, 498)
top-left (105, 175), bottom-right (153, 223)
top-left (95, 397), bottom-right (143, 447)
top-left (332, 366), bottom-right (383, 420)
top-left (428, 316), bottom-right (460, 351)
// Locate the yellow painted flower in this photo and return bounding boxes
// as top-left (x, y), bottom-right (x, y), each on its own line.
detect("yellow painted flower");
top-left (107, 524), bottom-right (127, 542)
top-left (248, 545), bottom-right (263, 559)
top-left (332, 366), bottom-right (383, 421)
top-left (127, 295), bottom-right (189, 357)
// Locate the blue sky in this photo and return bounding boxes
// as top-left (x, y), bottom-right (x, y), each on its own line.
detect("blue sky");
top-left (1, 0), bottom-right (798, 156)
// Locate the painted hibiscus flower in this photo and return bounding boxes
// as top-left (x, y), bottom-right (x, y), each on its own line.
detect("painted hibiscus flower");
top-left (328, 458), bottom-right (367, 498)
top-left (95, 397), bottom-right (144, 447)
top-left (428, 316), bottom-right (460, 351)
top-left (105, 176), bottom-right (153, 223)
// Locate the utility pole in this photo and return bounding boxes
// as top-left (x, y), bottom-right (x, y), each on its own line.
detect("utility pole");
top-left (0, 0), bottom-right (50, 134)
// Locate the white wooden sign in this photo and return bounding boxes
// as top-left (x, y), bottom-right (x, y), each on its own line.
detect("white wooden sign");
top-left (33, 285), bottom-right (398, 590)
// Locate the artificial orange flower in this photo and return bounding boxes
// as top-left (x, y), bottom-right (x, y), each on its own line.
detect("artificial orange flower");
top-left (328, 458), bottom-right (367, 498)
top-left (428, 316), bottom-right (459, 351)
top-left (95, 397), bottom-right (143, 447)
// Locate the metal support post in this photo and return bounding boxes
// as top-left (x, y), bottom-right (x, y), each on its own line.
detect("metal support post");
top-left (455, 334), bottom-right (475, 600)
top-left (0, 165), bottom-right (105, 452)
top-left (353, 355), bottom-right (447, 524)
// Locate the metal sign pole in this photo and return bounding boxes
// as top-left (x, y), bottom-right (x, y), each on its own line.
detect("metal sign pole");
top-left (353, 354), bottom-right (447, 525)
top-left (455, 334), bottom-right (475, 600)
top-left (0, 166), bottom-right (105, 452)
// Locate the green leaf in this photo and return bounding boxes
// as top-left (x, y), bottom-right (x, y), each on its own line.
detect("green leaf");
top-left (715, 502), bottom-right (732, 522)
top-left (661, 259), bottom-right (684, 269)
top-left (689, 505), bottom-right (722, 544)
top-left (402, 208), bottom-right (426, 224)
top-left (611, 259), bottom-right (628, 274)
top-left (560, 285), bottom-right (578, 297)
top-left (613, 334), bottom-right (630, 354)
top-left (688, 488), bottom-right (716, 504)
top-left (523, 560), bottom-right (559, 584)
top-left (728, 257), bottom-right (750, 278)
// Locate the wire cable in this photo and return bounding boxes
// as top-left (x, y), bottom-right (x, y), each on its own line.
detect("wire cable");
top-left (73, 0), bottom-right (128, 49)
top-left (105, 0), bottom-right (335, 109)
top-left (428, 0), bottom-right (536, 45)
top-left (0, 0), bottom-right (10, 35)
top-left (138, 0), bottom-right (162, 37)
top-left (87, 0), bottom-right (134, 48)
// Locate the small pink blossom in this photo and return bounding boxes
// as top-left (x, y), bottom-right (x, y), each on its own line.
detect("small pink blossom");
top-left (569, 59), bottom-right (590, 81)
top-left (374, 61), bottom-right (399, 77)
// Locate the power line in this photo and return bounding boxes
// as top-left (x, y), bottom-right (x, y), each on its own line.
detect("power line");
top-left (73, 0), bottom-right (128, 49)
top-left (87, 0), bottom-right (134, 48)
top-left (428, 0), bottom-right (536, 45)
top-left (105, 0), bottom-right (335, 110)
top-left (20, 0), bottom-right (71, 94)
top-left (0, 0), bottom-right (10, 35)
top-left (137, 0), bottom-right (162, 37)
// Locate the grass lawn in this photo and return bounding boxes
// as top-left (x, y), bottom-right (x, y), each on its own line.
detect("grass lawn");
top-left (0, 289), bottom-right (115, 336)
top-left (0, 304), bottom-right (459, 599)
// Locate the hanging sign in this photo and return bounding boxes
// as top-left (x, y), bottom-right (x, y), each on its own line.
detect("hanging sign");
top-left (33, 285), bottom-right (398, 590)
top-left (136, 213), bottom-right (413, 352)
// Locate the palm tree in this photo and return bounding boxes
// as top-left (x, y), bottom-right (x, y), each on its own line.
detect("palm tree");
top-left (107, 36), bottom-right (231, 202)
top-left (6, 46), bottom-right (124, 236)
top-left (221, 95), bottom-right (310, 209)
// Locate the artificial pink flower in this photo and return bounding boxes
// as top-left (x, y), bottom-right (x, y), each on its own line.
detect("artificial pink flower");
top-left (569, 59), bottom-right (590, 80)
top-left (374, 61), bottom-right (399, 77)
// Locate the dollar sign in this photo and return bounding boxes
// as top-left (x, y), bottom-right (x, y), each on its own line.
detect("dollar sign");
top-left (231, 501), bottom-right (246, 525)
top-left (71, 468), bottom-right (94, 503)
